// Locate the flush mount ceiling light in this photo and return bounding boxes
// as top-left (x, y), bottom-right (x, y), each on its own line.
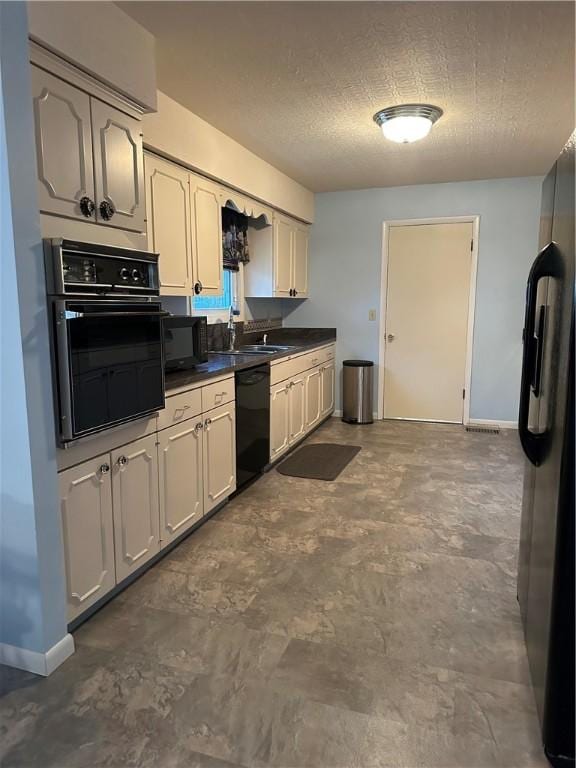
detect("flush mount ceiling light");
top-left (373, 104), bottom-right (443, 144)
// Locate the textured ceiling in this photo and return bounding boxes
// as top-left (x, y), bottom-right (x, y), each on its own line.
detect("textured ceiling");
top-left (119, 1), bottom-right (575, 192)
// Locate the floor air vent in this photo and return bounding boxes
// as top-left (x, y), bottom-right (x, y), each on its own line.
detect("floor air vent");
top-left (466, 425), bottom-right (500, 435)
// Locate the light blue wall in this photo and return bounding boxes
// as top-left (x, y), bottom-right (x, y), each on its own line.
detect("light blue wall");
top-left (0, 3), bottom-right (68, 658)
top-left (283, 176), bottom-right (543, 422)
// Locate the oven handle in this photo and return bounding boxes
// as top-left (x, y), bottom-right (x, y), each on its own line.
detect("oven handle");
top-left (64, 310), bottom-right (170, 320)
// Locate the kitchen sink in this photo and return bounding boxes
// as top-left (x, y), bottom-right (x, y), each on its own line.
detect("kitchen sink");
top-left (240, 344), bottom-right (296, 353)
top-left (210, 344), bottom-right (297, 356)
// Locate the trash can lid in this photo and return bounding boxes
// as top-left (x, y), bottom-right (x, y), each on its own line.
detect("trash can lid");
top-left (343, 360), bottom-right (374, 367)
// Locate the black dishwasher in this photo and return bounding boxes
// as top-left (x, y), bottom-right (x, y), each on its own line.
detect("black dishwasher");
top-left (235, 364), bottom-right (270, 490)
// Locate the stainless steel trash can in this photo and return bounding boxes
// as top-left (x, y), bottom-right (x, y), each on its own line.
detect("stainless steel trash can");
top-left (342, 360), bottom-right (374, 424)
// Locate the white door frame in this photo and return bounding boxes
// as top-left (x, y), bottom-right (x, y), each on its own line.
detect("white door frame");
top-left (377, 216), bottom-right (480, 424)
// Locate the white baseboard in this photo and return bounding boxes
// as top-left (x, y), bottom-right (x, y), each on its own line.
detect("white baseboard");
top-left (0, 633), bottom-right (75, 676)
top-left (467, 418), bottom-right (518, 430)
top-left (332, 410), bottom-right (379, 420)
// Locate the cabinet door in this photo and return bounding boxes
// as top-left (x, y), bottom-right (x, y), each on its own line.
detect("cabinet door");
top-left (111, 434), bottom-right (160, 582)
top-left (190, 174), bottom-right (223, 296)
top-left (289, 375), bottom-right (306, 445)
top-left (321, 362), bottom-right (336, 417)
top-left (292, 224), bottom-right (309, 297)
top-left (91, 99), bottom-right (145, 233)
top-left (305, 366), bottom-right (322, 431)
top-left (31, 66), bottom-right (95, 221)
top-left (158, 421), bottom-right (203, 547)
top-left (273, 215), bottom-right (293, 297)
top-left (145, 154), bottom-right (192, 295)
top-left (59, 454), bottom-right (115, 622)
top-left (203, 401), bottom-right (236, 514)
top-left (270, 381), bottom-right (290, 460)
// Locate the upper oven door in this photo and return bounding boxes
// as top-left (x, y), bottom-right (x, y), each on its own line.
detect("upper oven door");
top-left (55, 300), bottom-right (166, 441)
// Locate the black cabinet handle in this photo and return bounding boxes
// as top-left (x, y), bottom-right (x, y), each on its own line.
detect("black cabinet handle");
top-left (289, 288), bottom-right (294, 297)
top-left (99, 200), bottom-right (115, 220)
top-left (79, 196), bottom-right (95, 218)
top-left (194, 281), bottom-right (203, 295)
top-left (518, 241), bottom-right (563, 466)
top-left (294, 289), bottom-right (298, 297)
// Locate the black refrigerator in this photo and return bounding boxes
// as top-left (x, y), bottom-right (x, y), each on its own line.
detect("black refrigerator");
top-left (517, 135), bottom-right (575, 767)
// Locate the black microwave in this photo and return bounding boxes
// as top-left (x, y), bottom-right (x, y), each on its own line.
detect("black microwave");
top-left (163, 315), bottom-right (208, 372)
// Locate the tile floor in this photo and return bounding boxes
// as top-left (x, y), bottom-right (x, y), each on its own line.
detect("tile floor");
top-left (0, 419), bottom-right (547, 767)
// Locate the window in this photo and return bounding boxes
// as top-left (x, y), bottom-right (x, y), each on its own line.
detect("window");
top-left (191, 267), bottom-right (244, 322)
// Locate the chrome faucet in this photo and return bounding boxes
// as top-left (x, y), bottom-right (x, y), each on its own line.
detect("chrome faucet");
top-left (227, 306), bottom-right (236, 352)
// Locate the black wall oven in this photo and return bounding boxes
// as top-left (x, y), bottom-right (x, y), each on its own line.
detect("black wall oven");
top-left (45, 239), bottom-right (166, 444)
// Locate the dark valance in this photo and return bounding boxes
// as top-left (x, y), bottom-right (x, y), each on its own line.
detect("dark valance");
top-left (222, 208), bottom-right (250, 272)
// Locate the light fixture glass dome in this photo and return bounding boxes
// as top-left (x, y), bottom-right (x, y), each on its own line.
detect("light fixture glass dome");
top-left (373, 104), bottom-right (443, 144)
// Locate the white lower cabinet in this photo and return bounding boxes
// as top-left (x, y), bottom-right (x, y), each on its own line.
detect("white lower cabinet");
top-left (269, 346), bottom-right (336, 462)
top-left (59, 453), bottom-right (116, 622)
top-left (111, 434), bottom-right (160, 582)
top-left (203, 401), bottom-right (236, 515)
top-left (305, 367), bottom-right (322, 430)
top-left (158, 420), bottom-right (203, 548)
top-left (321, 362), bottom-right (336, 417)
top-left (289, 375), bottom-right (306, 444)
top-left (270, 380), bottom-right (291, 460)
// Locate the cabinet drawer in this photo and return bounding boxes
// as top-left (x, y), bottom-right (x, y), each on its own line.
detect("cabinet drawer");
top-left (270, 345), bottom-right (334, 385)
top-left (322, 344), bottom-right (335, 364)
top-left (158, 389), bottom-right (202, 431)
top-left (201, 377), bottom-right (235, 412)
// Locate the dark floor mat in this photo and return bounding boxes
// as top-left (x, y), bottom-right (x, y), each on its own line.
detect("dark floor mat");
top-left (276, 443), bottom-right (361, 481)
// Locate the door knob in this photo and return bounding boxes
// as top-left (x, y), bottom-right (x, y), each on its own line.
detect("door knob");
top-left (387, 333), bottom-right (395, 342)
top-left (117, 455), bottom-right (128, 467)
top-left (99, 463), bottom-right (110, 474)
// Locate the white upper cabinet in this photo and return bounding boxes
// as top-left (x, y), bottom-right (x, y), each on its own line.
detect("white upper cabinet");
top-left (202, 401), bottom-right (236, 515)
top-left (190, 173), bottom-right (223, 296)
top-left (245, 212), bottom-right (309, 299)
top-left (59, 453), bottom-right (116, 622)
top-left (111, 433), bottom-right (160, 582)
top-left (274, 215), bottom-right (294, 297)
top-left (292, 223), bottom-right (309, 297)
top-left (30, 64), bottom-right (145, 232)
top-left (31, 66), bottom-right (95, 221)
top-left (145, 153), bottom-right (192, 295)
top-left (91, 99), bottom-right (145, 233)
top-left (158, 420), bottom-right (203, 547)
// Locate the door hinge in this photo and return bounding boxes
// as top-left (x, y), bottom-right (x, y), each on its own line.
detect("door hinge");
top-left (462, 388), bottom-right (466, 399)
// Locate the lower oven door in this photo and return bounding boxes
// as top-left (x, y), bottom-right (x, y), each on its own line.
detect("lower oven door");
top-left (54, 300), bottom-right (166, 442)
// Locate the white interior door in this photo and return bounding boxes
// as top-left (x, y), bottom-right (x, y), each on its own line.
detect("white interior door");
top-left (383, 222), bottom-right (473, 423)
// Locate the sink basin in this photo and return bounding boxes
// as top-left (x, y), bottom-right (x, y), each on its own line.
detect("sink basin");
top-left (209, 344), bottom-right (296, 357)
top-left (211, 349), bottom-right (273, 356)
top-left (239, 344), bottom-right (296, 353)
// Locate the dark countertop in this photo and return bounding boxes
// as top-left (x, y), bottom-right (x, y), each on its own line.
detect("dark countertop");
top-left (165, 328), bottom-right (336, 393)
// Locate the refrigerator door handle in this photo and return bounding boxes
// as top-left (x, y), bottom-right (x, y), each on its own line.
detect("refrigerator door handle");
top-left (532, 304), bottom-right (546, 398)
top-left (519, 241), bottom-right (563, 466)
